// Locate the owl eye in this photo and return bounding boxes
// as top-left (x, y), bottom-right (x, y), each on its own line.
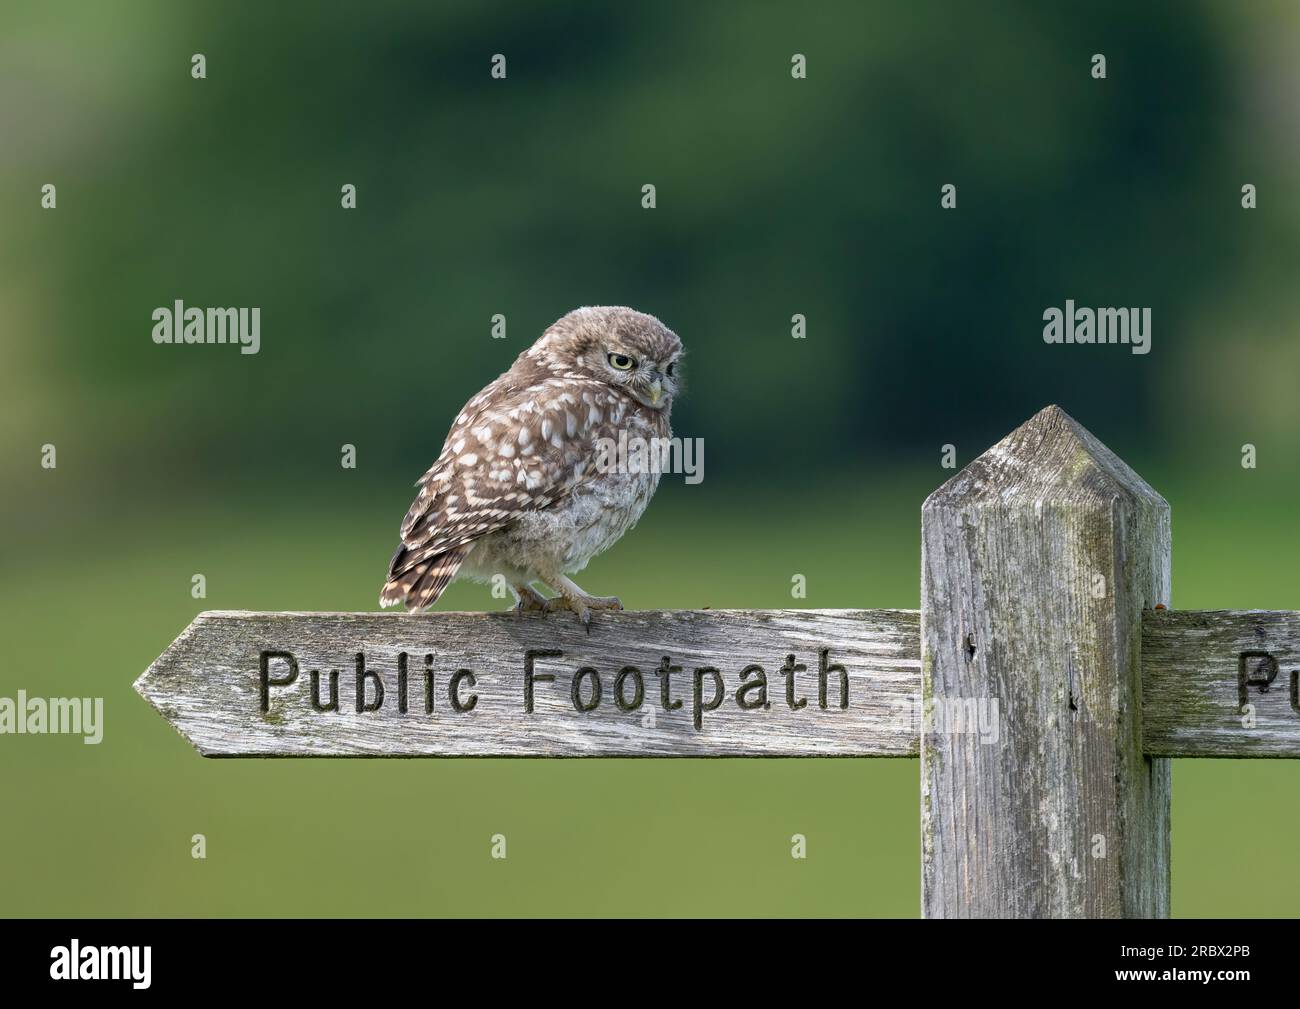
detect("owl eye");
top-left (665, 362), bottom-right (676, 377)
top-left (607, 352), bottom-right (636, 371)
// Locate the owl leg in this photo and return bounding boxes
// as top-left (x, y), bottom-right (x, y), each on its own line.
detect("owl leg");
top-left (543, 574), bottom-right (622, 630)
top-left (510, 583), bottom-right (549, 612)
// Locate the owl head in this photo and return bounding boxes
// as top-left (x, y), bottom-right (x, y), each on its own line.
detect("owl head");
top-left (529, 306), bottom-right (683, 411)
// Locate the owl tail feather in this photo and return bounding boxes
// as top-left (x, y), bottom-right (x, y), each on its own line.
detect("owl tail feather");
top-left (379, 547), bottom-right (468, 611)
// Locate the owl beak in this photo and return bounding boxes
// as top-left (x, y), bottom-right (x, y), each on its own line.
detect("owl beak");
top-left (647, 380), bottom-right (663, 406)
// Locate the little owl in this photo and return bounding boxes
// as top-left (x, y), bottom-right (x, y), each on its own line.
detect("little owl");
top-left (380, 306), bottom-right (683, 625)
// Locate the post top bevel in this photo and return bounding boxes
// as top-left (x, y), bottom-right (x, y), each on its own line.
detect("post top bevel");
top-left (923, 404), bottom-right (1166, 512)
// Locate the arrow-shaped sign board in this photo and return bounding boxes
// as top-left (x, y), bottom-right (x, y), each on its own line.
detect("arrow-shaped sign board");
top-left (135, 607), bottom-right (1300, 758)
top-left (134, 609), bottom-right (921, 757)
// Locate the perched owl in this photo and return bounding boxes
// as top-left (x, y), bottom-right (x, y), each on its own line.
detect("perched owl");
top-left (380, 306), bottom-right (683, 625)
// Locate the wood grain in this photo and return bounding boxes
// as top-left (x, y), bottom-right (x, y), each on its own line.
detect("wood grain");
top-left (135, 606), bottom-right (1300, 760)
top-left (920, 405), bottom-right (1171, 918)
top-left (134, 608), bottom-right (921, 757)
top-left (1143, 608), bottom-right (1300, 757)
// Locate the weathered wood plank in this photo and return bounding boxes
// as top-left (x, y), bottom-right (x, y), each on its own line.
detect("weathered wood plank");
top-left (134, 605), bottom-right (1300, 760)
top-left (134, 608), bottom-right (921, 757)
top-left (921, 405), bottom-right (1171, 918)
top-left (1143, 608), bottom-right (1300, 757)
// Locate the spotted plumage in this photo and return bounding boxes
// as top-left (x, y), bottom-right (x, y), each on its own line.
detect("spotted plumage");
top-left (380, 306), bottom-right (683, 624)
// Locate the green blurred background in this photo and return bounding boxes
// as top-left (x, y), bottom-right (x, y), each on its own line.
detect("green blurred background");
top-left (3, 0), bottom-right (1299, 916)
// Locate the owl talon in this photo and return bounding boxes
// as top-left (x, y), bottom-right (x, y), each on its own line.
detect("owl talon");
top-left (540, 596), bottom-right (572, 617)
top-left (542, 588), bottom-right (622, 630)
top-left (511, 584), bottom-right (550, 612)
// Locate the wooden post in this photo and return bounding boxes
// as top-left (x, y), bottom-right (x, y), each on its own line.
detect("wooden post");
top-left (920, 405), bottom-right (1171, 918)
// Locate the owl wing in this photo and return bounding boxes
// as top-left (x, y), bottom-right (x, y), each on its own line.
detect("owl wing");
top-left (380, 374), bottom-right (620, 610)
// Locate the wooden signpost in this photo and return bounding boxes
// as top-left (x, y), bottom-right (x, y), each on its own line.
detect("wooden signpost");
top-left (135, 405), bottom-right (1300, 917)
